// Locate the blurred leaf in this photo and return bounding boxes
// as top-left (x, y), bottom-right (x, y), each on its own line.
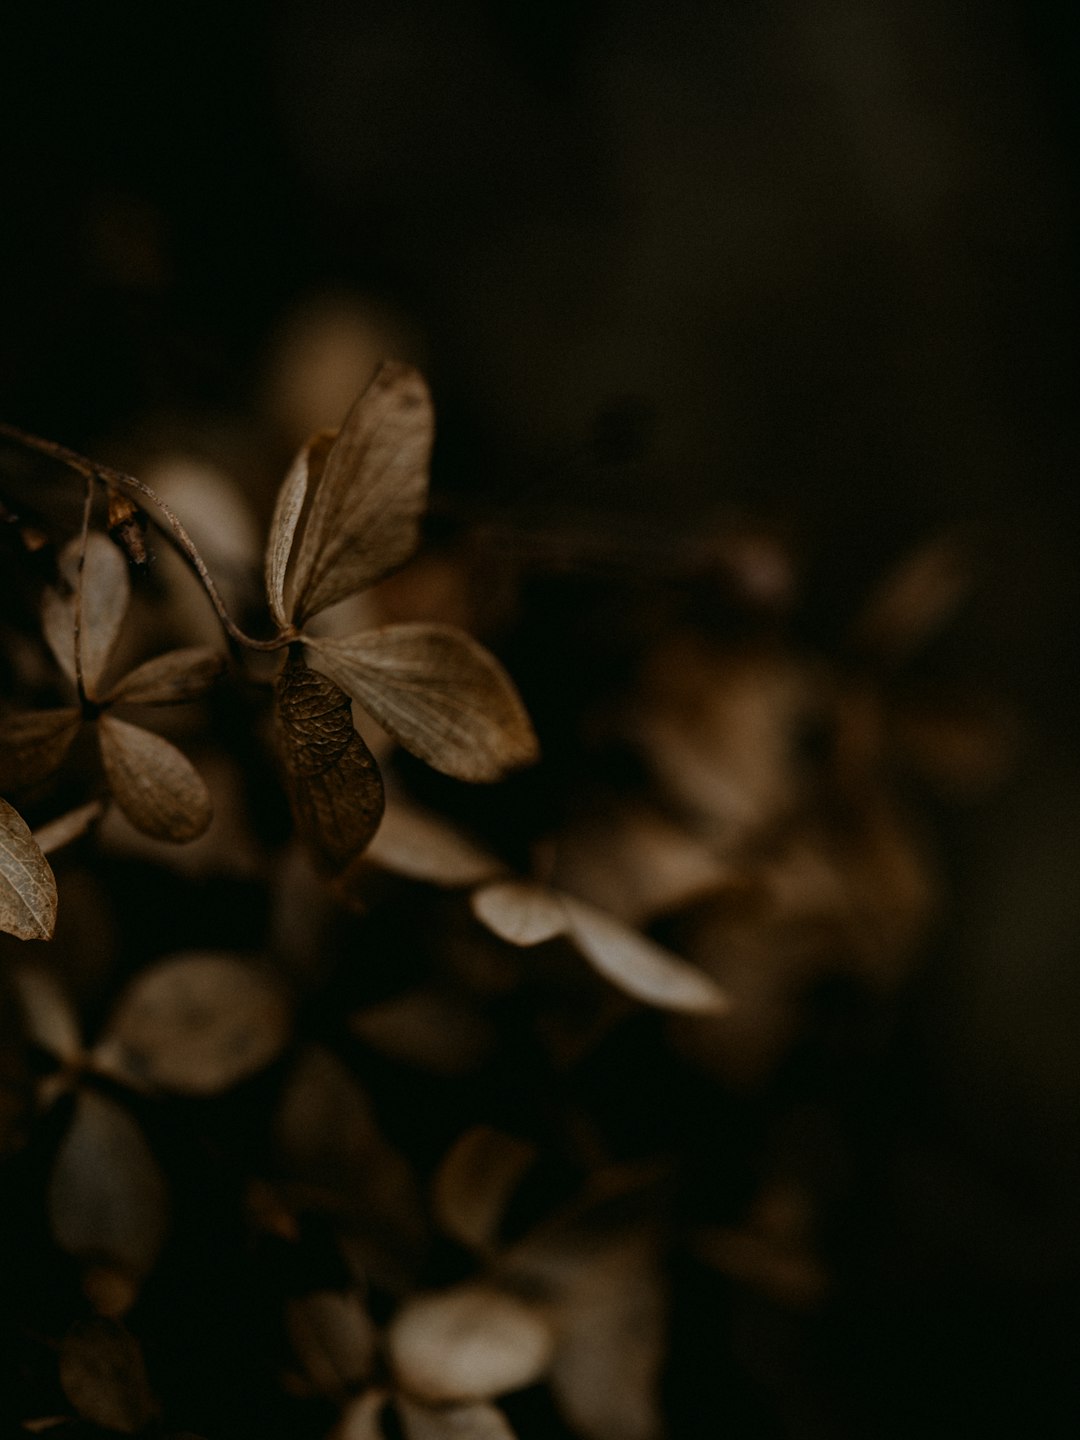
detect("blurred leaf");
top-left (432, 1127), bottom-right (537, 1256)
top-left (0, 707), bottom-right (81, 791)
top-left (387, 1285), bottom-right (555, 1403)
top-left (307, 624), bottom-right (538, 782)
top-left (58, 1318), bottom-right (158, 1434)
top-left (10, 963), bottom-right (82, 1063)
top-left (265, 430), bottom-right (333, 628)
top-left (397, 1397), bottom-right (519, 1440)
top-left (97, 716), bottom-right (212, 843)
top-left (363, 796), bottom-right (503, 887)
top-left (107, 647), bottom-right (226, 706)
top-left (286, 1290), bottom-right (377, 1399)
top-left (469, 881), bottom-right (567, 947)
top-left (336, 1391), bottom-right (391, 1440)
top-left (289, 361), bottom-right (433, 624)
top-left (854, 536), bottom-right (969, 658)
top-left (33, 799), bottom-right (105, 856)
top-left (95, 952), bottom-right (290, 1095)
top-left (274, 650), bottom-right (384, 871)
top-left (0, 796), bottom-right (57, 940)
top-left (48, 1090), bottom-right (168, 1280)
top-left (42, 533), bottom-right (130, 697)
top-left (351, 988), bottom-right (494, 1076)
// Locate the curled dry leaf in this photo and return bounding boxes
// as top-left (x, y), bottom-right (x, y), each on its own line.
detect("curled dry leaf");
top-left (470, 882), bottom-right (567, 947)
top-left (10, 963), bottom-right (82, 1063)
top-left (288, 361), bottom-right (434, 624)
top-left (0, 796), bottom-right (57, 941)
top-left (265, 430), bottom-right (334, 628)
top-left (94, 952), bottom-right (290, 1095)
top-left (397, 1397), bottom-right (519, 1440)
top-left (275, 650), bottom-right (384, 871)
top-left (363, 796), bottom-right (503, 887)
top-left (48, 1089), bottom-right (168, 1282)
top-left (0, 707), bottom-right (81, 791)
top-left (42, 533), bottom-right (130, 697)
top-left (432, 1126), bottom-right (537, 1255)
top-left (388, 1284), bottom-right (556, 1404)
top-left (33, 799), bottom-right (105, 856)
top-left (286, 1290), bottom-right (377, 1399)
top-left (58, 1318), bottom-right (158, 1435)
top-left (97, 715), bottom-right (212, 843)
top-left (106, 646), bottom-right (226, 706)
top-left (307, 625), bottom-right (538, 783)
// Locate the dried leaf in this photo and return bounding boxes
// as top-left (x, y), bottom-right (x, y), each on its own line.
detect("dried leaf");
top-left (275, 650), bottom-right (384, 871)
top-left (289, 361), bottom-right (434, 624)
top-left (106, 647), bottom-right (226, 706)
top-left (286, 1290), bottom-right (377, 1398)
top-left (388, 1285), bottom-right (555, 1403)
top-left (265, 431), bottom-right (333, 627)
top-left (58, 1318), bottom-right (158, 1434)
top-left (397, 1397), bottom-right (519, 1440)
top-left (469, 882), bottom-right (568, 947)
top-left (854, 536), bottom-right (969, 657)
top-left (97, 715), bottom-right (212, 843)
top-left (48, 1090), bottom-right (168, 1279)
top-left (10, 964), bottom-right (82, 1062)
top-left (432, 1127), bottom-right (537, 1255)
top-left (42, 533), bottom-right (130, 697)
top-left (363, 797), bottom-right (503, 887)
top-left (33, 800), bottom-right (105, 856)
top-left (0, 796), bottom-right (57, 940)
top-left (562, 898), bottom-right (731, 1015)
top-left (95, 952), bottom-right (290, 1095)
top-left (336, 1391), bottom-right (391, 1440)
top-left (351, 988), bottom-right (493, 1076)
top-left (307, 625), bottom-right (537, 782)
top-left (0, 707), bottom-right (81, 791)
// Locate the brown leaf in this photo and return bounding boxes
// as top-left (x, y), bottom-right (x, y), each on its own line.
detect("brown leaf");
top-left (286, 1290), bottom-right (377, 1399)
top-left (351, 988), bottom-right (494, 1076)
top-left (48, 1090), bottom-right (168, 1279)
top-left (432, 1127), bottom-right (537, 1255)
top-left (854, 536), bottom-right (969, 658)
top-left (94, 952), bottom-right (290, 1095)
top-left (0, 707), bottom-right (82, 792)
top-left (265, 430), bottom-right (334, 627)
top-left (0, 796), bottom-right (58, 940)
top-left (10, 963), bottom-right (82, 1063)
top-left (274, 649), bottom-right (384, 871)
top-left (470, 881), bottom-right (568, 947)
top-left (289, 361), bottom-right (434, 624)
top-left (58, 1318), bottom-right (158, 1434)
top-left (33, 800), bottom-right (105, 856)
top-left (336, 1391), bottom-right (392, 1440)
top-left (97, 715), bottom-right (212, 843)
top-left (363, 796), bottom-right (503, 887)
top-left (397, 1397), bottom-right (519, 1440)
top-left (307, 625), bottom-right (537, 782)
top-left (106, 647), bottom-right (226, 706)
top-left (388, 1285), bottom-right (555, 1403)
top-left (42, 533), bottom-right (130, 697)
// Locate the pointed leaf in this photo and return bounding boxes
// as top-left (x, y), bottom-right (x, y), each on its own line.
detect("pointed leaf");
top-left (42, 533), bottom-right (130, 696)
top-left (290, 361), bottom-right (434, 623)
top-left (388, 1285), bottom-right (555, 1403)
top-left (97, 716), bottom-right (212, 842)
top-left (470, 881), bottom-right (568, 947)
top-left (432, 1126), bottom-right (537, 1255)
top-left (95, 952), bottom-right (290, 1095)
top-left (107, 647), bottom-right (226, 706)
top-left (363, 797), bottom-right (503, 887)
top-left (59, 1319), bottom-right (158, 1434)
top-left (397, 1398), bottom-right (519, 1440)
top-left (10, 964), bottom-right (82, 1063)
top-left (0, 796), bottom-right (57, 940)
top-left (48, 1090), bottom-right (168, 1278)
top-left (33, 799), bottom-right (105, 856)
top-left (274, 649), bottom-right (384, 871)
top-left (307, 625), bottom-right (538, 781)
top-left (563, 897), bottom-right (730, 1014)
top-left (265, 430), bottom-right (334, 626)
top-left (0, 707), bottom-right (82, 792)
top-left (286, 1290), bottom-right (377, 1398)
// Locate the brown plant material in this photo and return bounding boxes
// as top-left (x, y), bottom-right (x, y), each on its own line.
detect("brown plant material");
top-left (0, 797), bottom-right (58, 940)
top-left (0, 708), bottom-right (82, 792)
top-left (361, 795), bottom-right (503, 888)
top-left (286, 1290), bottom-right (378, 1399)
top-left (97, 716), bottom-right (213, 844)
top-left (432, 1126), bottom-right (537, 1257)
top-left (58, 1318), bottom-right (158, 1434)
top-left (396, 1397), bottom-right (519, 1440)
top-left (42, 533), bottom-right (130, 696)
top-left (33, 799), bottom-right (106, 856)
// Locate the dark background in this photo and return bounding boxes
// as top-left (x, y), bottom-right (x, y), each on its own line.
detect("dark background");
top-left (2, 2), bottom-right (1078, 1435)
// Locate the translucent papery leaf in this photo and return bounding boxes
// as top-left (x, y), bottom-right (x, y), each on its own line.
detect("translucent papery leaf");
top-left (48, 1090), bottom-right (168, 1280)
top-left (387, 1285), bottom-right (555, 1403)
top-left (106, 646), bottom-right (226, 706)
top-left (286, 1290), bottom-right (377, 1399)
top-left (0, 707), bottom-right (81, 792)
top-left (563, 897), bottom-right (731, 1015)
top-left (306, 625), bottom-right (538, 782)
top-left (59, 1318), bottom-right (158, 1435)
top-left (96, 716), bottom-right (212, 843)
top-left (397, 1397), bottom-right (519, 1440)
top-left (42, 532), bottom-right (130, 697)
top-left (0, 796), bottom-right (57, 940)
top-left (290, 362), bottom-right (434, 624)
top-left (470, 881), bottom-right (569, 947)
top-left (274, 650), bottom-right (385, 871)
top-left (33, 799), bottom-right (105, 856)
top-left (432, 1126), bottom-right (537, 1255)
top-left (363, 795), bottom-right (503, 887)
top-left (10, 963), bottom-right (82, 1063)
top-left (94, 952), bottom-right (290, 1095)
top-left (265, 430), bottom-right (333, 627)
